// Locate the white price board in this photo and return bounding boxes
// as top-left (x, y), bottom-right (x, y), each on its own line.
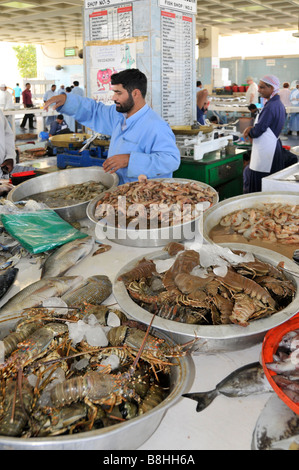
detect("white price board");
top-left (89, 4), bottom-right (133, 41)
top-left (161, 9), bottom-right (193, 125)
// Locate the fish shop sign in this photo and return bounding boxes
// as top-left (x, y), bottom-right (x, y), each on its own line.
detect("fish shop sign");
top-left (85, 0), bottom-right (137, 8)
top-left (159, 0), bottom-right (197, 14)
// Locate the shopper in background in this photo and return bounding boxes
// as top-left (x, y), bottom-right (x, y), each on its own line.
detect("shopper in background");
top-left (0, 108), bottom-right (16, 183)
top-left (20, 82), bottom-right (35, 130)
top-left (289, 80), bottom-right (299, 136)
top-left (196, 80), bottom-right (203, 93)
top-left (58, 85), bottom-right (65, 94)
top-left (72, 81), bottom-right (84, 97)
top-left (278, 82), bottom-right (292, 135)
top-left (13, 83), bottom-right (22, 103)
top-left (0, 84), bottom-right (14, 110)
top-left (278, 82), bottom-right (291, 107)
top-left (44, 68), bottom-right (180, 184)
top-left (248, 103), bottom-right (259, 119)
top-left (71, 81), bottom-right (84, 131)
top-left (196, 88), bottom-right (210, 125)
top-left (43, 84), bottom-right (58, 129)
top-left (243, 75), bottom-right (286, 192)
top-left (245, 77), bottom-right (259, 105)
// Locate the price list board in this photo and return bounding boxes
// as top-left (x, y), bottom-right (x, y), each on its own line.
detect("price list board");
top-left (89, 4), bottom-right (133, 41)
top-left (161, 10), bottom-right (193, 125)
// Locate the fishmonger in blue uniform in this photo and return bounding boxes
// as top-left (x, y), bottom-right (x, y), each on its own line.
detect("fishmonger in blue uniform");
top-left (44, 69), bottom-right (180, 185)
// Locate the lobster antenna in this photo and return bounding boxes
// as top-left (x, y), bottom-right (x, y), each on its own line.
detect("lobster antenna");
top-left (131, 313), bottom-right (156, 370)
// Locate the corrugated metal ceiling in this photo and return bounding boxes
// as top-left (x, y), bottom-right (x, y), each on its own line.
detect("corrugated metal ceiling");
top-left (0, 0), bottom-right (297, 44)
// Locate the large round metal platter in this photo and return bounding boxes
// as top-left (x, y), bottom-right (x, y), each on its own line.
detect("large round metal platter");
top-left (0, 317), bottom-right (195, 450)
top-left (49, 133), bottom-right (91, 149)
top-left (202, 192), bottom-right (299, 259)
top-left (87, 178), bottom-right (218, 247)
top-left (113, 243), bottom-right (299, 353)
top-left (8, 167), bottom-right (119, 223)
top-left (171, 125), bottom-right (214, 135)
top-left (251, 394), bottom-right (299, 450)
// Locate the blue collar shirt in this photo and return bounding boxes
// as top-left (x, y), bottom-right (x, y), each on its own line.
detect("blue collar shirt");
top-left (58, 94), bottom-right (180, 184)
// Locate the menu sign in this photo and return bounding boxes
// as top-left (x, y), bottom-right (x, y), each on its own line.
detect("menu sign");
top-left (89, 4), bottom-right (133, 41)
top-left (161, 10), bottom-right (193, 125)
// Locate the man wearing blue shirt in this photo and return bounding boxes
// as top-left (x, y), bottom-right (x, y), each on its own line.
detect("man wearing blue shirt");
top-left (13, 83), bottom-right (22, 103)
top-left (44, 69), bottom-right (180, 184)
top-left (49, 114), bottom-right (71, 137)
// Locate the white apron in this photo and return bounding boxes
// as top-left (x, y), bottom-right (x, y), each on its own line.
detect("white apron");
top-left (249, 112), bottom-right (277, 173)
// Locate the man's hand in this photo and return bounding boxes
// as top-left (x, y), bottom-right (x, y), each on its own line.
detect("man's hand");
top-left (1, 159), bottom-right (14, 174)
top-left (102, 154), bottom-right (130, 174)
top-left (243, 126), bottom-right (253, 140)
top-left (44, 94), bottom-right (67, 111)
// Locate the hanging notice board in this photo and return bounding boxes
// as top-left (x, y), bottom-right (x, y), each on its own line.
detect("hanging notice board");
top-left (86, 40), bottom-right (137, 104)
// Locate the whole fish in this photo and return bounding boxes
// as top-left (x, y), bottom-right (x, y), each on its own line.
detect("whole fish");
top-left (41, 236), bottom-right (94, 279)
top-left (183, 362), bottom-right (273, 412)
top-left (61, 275), bottom-right (112, 309)
top-left (0, 267), bottom-right (18, 300)
top-left (0, 276), bottom-right (83, 316)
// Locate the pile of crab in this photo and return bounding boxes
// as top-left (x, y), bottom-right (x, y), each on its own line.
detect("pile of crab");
top-left (118, 242), bottom-right (296, 328)
top-left (0, 306), bottom-right (189, 438)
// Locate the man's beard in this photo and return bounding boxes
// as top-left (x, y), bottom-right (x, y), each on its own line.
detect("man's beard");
top-left (114, 92), bottom-right (134, 113)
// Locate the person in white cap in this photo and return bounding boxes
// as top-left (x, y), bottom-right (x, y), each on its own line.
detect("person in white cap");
top-left (0, 108), bottom-right (16, 188)
top-left (0, 84), bottom-right (14, 110)
top-left (289, 80), bottom-right (299, 135)
top-left (243, 75), bottom-right (286, 192)
top-left (245, 77), bottom-right (259, 105)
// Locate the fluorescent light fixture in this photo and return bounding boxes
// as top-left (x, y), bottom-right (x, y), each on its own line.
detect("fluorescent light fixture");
top-left (238, 5), bottom-right (267, 11)
top-left (216, 17), bottom-right (236, 23)
top-left (2, 2), bottom-right (35, 8)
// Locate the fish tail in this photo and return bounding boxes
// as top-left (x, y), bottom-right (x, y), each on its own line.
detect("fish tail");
top-left (182, 389), bottom-right (219, 412)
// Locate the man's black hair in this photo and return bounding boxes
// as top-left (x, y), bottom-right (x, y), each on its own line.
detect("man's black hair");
top-left (57, 114), bottom-right (64, 120)
top-left (248, 104), bottom-right (257, 111)
top-left (111, 68), bottom-right (147, 98)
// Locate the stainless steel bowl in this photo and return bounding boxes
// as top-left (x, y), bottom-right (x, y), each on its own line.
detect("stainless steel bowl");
top-left (0, 318), bottom-right (194, 450)
top-left (202, 191), bottom-right (299, 245)
top-left (8, 167), bottom-right (119, 223)
top-left (87, 178), bottom-right (218, 247)
top-left (113, 243), bottom-right (299, 353)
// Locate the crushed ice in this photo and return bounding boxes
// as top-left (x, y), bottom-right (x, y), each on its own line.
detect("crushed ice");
top-left (42, 297), bottom-right (69, 315)
top-left (67, 314), bottom-right (109, 347)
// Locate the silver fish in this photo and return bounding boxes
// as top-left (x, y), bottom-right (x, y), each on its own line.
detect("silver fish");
top-left (61, 275), bottom-right (112, 309)
top-left (0, 275), bottom-right (83, 316)
top-left (183, 362), bottom-right (273, 412)
top-left (0, 267), bottom-right (18, 300)
top-left (41, 236), bottom-right (94, 279)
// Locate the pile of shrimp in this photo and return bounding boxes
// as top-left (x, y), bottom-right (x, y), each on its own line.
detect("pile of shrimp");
top-left (219, 204), bottom-right (299, 245)
top-left (95, 180), bottom-right (217, 228)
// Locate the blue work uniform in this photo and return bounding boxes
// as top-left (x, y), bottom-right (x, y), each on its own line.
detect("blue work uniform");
top-left (49, 119), bottom-right (69, 136)
top-left (57, 93), bottom-right (181, 184)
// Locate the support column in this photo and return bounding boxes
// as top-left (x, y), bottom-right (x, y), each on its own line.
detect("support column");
top-left (196, 25), bottom-right (219, 93)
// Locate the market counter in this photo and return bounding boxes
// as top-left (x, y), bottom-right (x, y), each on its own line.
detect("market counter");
top-left (0, 228), bottom-right (274, 450)
top-left (174, 149), bottom-right (246, 200)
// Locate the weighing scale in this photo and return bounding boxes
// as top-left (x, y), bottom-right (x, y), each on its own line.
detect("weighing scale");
top-left (49, 133), bottom-right (110, 169)
top-left (172, 124), bottom-right (246, 200)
